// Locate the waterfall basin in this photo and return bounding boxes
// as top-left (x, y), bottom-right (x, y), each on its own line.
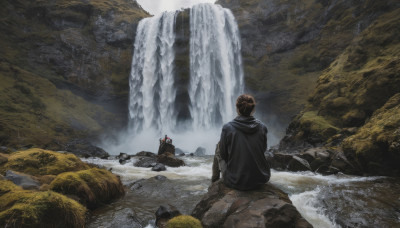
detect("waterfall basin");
top-left (83, 156), bottom-right (400, 228)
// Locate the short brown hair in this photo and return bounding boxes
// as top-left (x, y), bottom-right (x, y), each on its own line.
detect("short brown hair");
top-left (236, 94), bottom-right (256, 116)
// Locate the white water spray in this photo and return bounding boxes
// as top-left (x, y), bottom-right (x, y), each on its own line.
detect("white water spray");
top-left (120, 3), bottom-right (244, 154)
top-left (189, 3), bottom-right (244, 128)
top-left (129, 11), bottom-right (178, 134)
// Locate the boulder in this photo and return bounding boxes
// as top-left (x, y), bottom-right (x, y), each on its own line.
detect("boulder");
top-left (117, 152), bottom-right (131, 164)
top-left (135, 151), bottom-right (157, 157)
top-left (5, 170), bottom-right (40, 190)
top-left (65, 139), bottom-right (109, 158)
top-left (134, 157), bottom-right (157, 168)
top-left (155, 204), bottom-right (182, 228)
top-left (194, 147), bottom-right (206, 156)
top-left (287, 156), bottom-right (312, 172)
top-left (266, 152), bottom-right (293, 170)
top-left (158, 142), bottom-right (176, 155)
top-left (152, 163), bottom-right (167, 172)
top-left (192, 180), bottom-right (312, 228)
top-left (157, 153), bottom-right (185, 167)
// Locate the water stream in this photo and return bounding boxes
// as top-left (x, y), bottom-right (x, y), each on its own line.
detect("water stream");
top-left (84, 157), bottom-right (400, 227)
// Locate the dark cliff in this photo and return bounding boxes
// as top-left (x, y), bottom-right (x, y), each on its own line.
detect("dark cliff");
top-left (217, 0), bottom-right (399, 137)
top-left (0, 0), bottom-right (149, 150)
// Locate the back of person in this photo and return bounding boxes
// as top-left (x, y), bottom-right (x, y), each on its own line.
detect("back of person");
top-left (218, 94), bottom-right (270, 190)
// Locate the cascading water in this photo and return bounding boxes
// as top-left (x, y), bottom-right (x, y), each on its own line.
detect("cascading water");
top-left (189, 3), bottom-right (244, 128)
top-left (123, 3), bottom-right (244, 153)
top-left (129, 11), bottom-right (178, 134)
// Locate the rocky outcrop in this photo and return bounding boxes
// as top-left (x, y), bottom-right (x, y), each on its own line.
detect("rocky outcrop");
top-left (278, 7), bottom-right (400, 176)
top-left (0, 0), bottom-right (149, 150)
top-left (267, 147), bottom-right (361, 175)
top-left (217, 0), bottom-right (399, 135)
top-left (192, 180), bottom-right (312, 228)
top-left (157, 153), bottom-right (185, 167)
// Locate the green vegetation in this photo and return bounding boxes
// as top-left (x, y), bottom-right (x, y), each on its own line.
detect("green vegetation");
top-left (0, 180), bottom-right (87, 228)
top-left (50, 168), bottom-right (125, 209)
top-left (342, 93), bottom-right (400, 175)
top-left (167, 215), bottom-right (203, 228)
top-left (1, 149), bottom-right (89, 176)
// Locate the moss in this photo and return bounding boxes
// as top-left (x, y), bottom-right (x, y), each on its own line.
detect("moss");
top-left (342, 93), bottom-right (400, 176)
top-left (0, 180), bottom-right (22, 196)
top-left (0, 188), bottom-right (87, 228)
top-left (1, 148), bottom-right (89, 176)
top-left (49, 168), bottom-right (125, 209)
top-left (299, 111), bottom-right (339, 136)
top-left (166, 215), bottom-right (203, 228)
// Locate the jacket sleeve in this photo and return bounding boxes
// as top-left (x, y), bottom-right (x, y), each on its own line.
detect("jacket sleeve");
top-left (219, 126), bottom-right (228, 161)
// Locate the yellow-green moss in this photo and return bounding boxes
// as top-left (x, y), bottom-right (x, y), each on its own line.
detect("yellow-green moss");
top-left (1, 148), bottom-right (89, 176)
top-left (49, 168), bottom-right (125, 209)
top-left (299, 111), bottom-right (339, 134)
top-left (0, 188), bottom-right (87, 228)
top-left (0, 180), bottom-right (22, 196)
top-left (342, 93), bottom-right (400, 175)
top-left (166, 215), bottom-right (203, 228)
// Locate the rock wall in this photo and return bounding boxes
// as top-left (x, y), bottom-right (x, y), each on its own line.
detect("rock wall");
top-left (217, 0), bottom-right (398, 134)
top-left (279, 6), bottom-right (400, 176)
top-left (0, 0), bottom-right (149, 150)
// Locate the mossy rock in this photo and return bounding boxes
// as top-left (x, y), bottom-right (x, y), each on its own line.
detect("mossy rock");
top-left (0, 180), bottom-right (86, 228)
top-left (298, 111), bottom-right (340, 143)
top-left (49, 168), bottom-right (125, 209)
top-left (1, 148), bottom-right (89, 176)
top-left (342, 93), bottom-right (400, 176)
top-left (166, 215), bottom-right (202, 228)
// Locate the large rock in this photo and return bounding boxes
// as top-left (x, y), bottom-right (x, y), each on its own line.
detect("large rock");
top-left (192, 180), bottom-right (312, 228)
top-left (134, 157), bottom-right (157, 168)
top-left (194, 147), bottom-right (206, 156)
top-left (155, 204), bottom-right (182, 228)
top-left (157, 153), bottom-right (185, 167)
top-left (64, 139), bottom-right (109, 158)
top-left (5, 170), bottom-right (40, 190)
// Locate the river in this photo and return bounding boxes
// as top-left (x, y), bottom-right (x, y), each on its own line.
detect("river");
top-left (83, 156), bottom-right (400, 228)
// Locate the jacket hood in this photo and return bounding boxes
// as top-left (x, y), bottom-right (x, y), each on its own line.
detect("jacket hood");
top-left (229, 116), bottom-right (261, 134)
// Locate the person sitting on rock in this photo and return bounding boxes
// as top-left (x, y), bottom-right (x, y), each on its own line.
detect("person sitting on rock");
top-left (160, 135), bottom-right (172, 144)
top-left (212, 94), bottom-right (271, 190)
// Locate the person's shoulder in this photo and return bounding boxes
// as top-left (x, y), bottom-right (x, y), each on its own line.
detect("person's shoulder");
top-left (255, 118), bottom-right (268, 132)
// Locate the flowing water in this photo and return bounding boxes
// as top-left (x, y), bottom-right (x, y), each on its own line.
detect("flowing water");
top-left (96, 3), bottom-right (400, 227)
top-left (85, 157), bottom-right (400, 228)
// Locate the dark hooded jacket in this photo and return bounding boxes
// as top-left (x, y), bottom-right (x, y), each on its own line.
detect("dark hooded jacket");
top-left (219, 115), bottom-right (270, 190)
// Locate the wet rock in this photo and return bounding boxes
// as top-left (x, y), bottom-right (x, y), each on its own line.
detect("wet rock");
top-left (287, 156), bottom-right (312, 172)
top-left (152, 163), bottom-right (167, 172)
top-left (157, 153), bottom-right (185, 167)
top-left (155, 204), bottom-right (182, 228)
top-left (129, 179), bottom-right (145, 191)
top-left (5, 170), bottom-right (40, 190)
top-left (194, 147), bottom-right (206, 156)
top-left (266, 152), bottom-right (293, 170)
top-left (154, 175), bottom-right (167, 181)
top-left (158, 142), bottom-right (176, 156)
top-left (134, 157), bottom-right (157, 168)
top-left (117, 152), bottom-right (131, 164)
top-left (192, 180), bottom-right (312, 228)
top-left (136, 151), bottom-right (157, 157)
top-left (330, 151), bottom-right (359, 175)
top-left (65, 139), bottom-right (109, 158)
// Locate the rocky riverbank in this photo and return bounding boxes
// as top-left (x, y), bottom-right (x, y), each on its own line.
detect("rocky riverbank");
top-left (0, 148), bottom-right (124, 227)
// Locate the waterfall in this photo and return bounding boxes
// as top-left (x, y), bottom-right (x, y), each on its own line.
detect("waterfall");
top-left (126, 3), bottom-right (243, 153)
top-left (189, 3), bottom-right (244, 129)
top-left (129, 11), bottom-right (178, 134)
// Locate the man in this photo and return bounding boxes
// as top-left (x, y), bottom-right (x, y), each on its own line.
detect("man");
top-left (212, 94), bottom-right (270, 190)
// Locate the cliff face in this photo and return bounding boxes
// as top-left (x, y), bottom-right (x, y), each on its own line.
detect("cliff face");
top-left (217, 0), bottom-right (398, 132)
top-left (0, 0), bottom-right (149, 149)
